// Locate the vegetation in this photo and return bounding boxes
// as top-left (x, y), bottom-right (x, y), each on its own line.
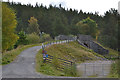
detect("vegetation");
top-left (76, 17), bottom-right (98, 39)
top-left (45, 42), bottom-right (100, 62)
top-left (104, 48), bottom-right (118, 60)
top-left (2, 2), bottom-right (118, 51)
top-left (27, 16), bottom-right (40, 35)
top-left (0, 2), bottom-right (2, 53)
top-left (36, 49), bottom-right (69, 76)
top-left (15, 31), bottom-right (28, 48)
top-left (4, 2), bottom-right (118, 50)
top-left (2, 3), bottom-right (18, 52)
top-left (36, 41), bottom-right (105, 77)
top-left (26, 33), bottom-right (41, 44)
top-left (107, 48), bottom-right (118, 56)
top-left (105, 48), bottom-right (119, 78)
top-left (108, 60), bottom-right (119, 78)
top-left (41, 33), bottom-right (53, 42)
top-left (1, 2), bottom-right (119, 77)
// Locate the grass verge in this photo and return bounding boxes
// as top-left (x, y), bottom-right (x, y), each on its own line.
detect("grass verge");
top-left (2, 43), bottom-right (42, 65)
top-left (36, 49), bottom-right (78, 77)
top-left (1, 40), bottom-right (64, 65)
top-left (103, 48), bottom-right (118, 60)
top-left (108, 60), bottom-right (119, 78)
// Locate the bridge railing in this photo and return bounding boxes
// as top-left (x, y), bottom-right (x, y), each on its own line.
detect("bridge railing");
top-left (42, 39), bottom-right (75, 49)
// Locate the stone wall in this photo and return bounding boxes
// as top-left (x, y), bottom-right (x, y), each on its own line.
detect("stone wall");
top-left (77, 34), bottom-right (109, 55)
top-left (89, 41), bottom-right (109, 55)
top-left (55, 34), bottom-right (109, 55)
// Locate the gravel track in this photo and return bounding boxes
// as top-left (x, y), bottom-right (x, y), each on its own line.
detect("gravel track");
top-left (2, 41), bottom-right (71, 78)
top-left (2, 40), bottom-right (112, 78)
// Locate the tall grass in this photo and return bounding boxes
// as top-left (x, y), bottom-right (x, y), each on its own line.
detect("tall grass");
top-left (63, 63), bottom-right (78, 77)
top-left (36, 49), bottom-right (67, 76)
top-left (108, 60), bottom-right (119, 78)
top-left (36, 41), bottom-right (105, 77)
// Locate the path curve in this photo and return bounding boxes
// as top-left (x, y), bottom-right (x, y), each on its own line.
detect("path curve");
top-left (2, 46), bottom-right (50, 78)
top-left (2, 41), bottom-right (72, 78)
top-left (2, 40), bottom-right (113, 78)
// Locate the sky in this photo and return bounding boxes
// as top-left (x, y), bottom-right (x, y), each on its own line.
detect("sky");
top-left (3, 0), bottom-right (120, 15)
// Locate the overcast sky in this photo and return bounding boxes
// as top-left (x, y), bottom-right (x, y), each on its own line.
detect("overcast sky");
top-left (3, 0), bottom-right (120, 15)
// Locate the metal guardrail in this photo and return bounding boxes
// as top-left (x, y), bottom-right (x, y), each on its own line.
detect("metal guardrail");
top-left (42, 40), bottom-right (75, 49)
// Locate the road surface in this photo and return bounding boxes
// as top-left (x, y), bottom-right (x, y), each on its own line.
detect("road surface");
top-left (2, 41), bottom-right (71, 78)
top-left (2, 40), bottom-right (112, 78)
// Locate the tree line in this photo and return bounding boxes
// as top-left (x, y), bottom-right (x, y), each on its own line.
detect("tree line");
top-left (2, 2), bottom-right (119, 52)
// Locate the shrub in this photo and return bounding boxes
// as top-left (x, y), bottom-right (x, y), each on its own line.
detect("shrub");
top-left (64, 63), bottom-right (78, 77)
top-left (41, 33), bottom-right (52, 42)
top-left (108, 60), bottom-right (119, 78)
top-left (14, 31), bottom-right (28, 48)
top-left (26, 33), bottom-right (40, 44)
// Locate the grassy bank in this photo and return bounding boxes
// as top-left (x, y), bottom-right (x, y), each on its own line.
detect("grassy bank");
top-left (36, 49), bottom-right (70, 76)
top-left (107, 48), bottom-right (118, 56)
top-left (108, 60), bottom-right (120, 78)
top-left (36, 41), bottom-right (104, 77)
top-left (2, 43), bottom-right (42, 65)
top-left (104, 48), bottom-right (118, 60)
top-left (45, 41), bottom-right (104, 62)
top-left (105, 48), bottom-right (119, 78)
